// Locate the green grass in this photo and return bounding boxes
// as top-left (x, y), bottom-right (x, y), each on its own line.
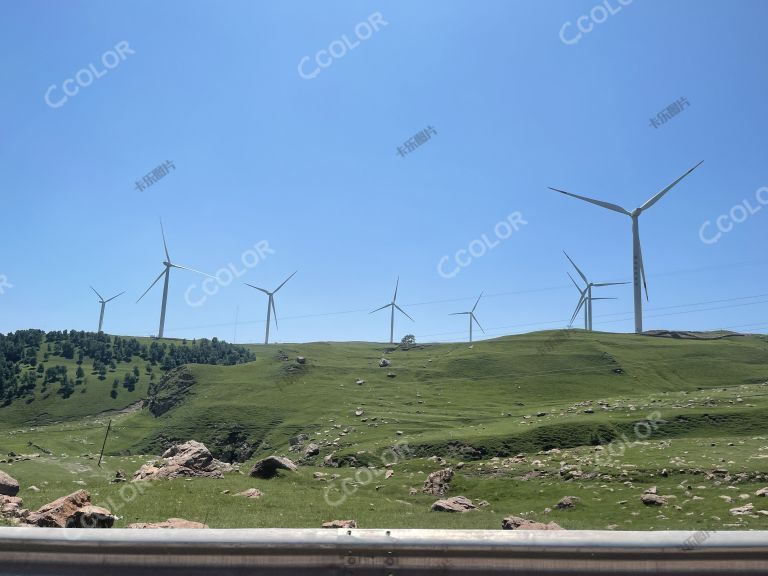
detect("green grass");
top-left (1, 330), bottom-right (767, 529)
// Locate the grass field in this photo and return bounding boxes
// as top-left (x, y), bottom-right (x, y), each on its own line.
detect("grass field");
top-left (1, 330), bottom-right (767, 529)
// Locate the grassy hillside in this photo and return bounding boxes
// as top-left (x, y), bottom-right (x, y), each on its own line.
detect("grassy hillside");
top-left (1, 329), bottom-right (767, 530)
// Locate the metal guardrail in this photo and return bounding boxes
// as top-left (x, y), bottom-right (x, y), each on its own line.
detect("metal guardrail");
top-left (1, 528), bottom-right (767, 575)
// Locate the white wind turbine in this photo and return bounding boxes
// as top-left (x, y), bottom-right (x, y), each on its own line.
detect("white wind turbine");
top-left (370, 276), bottom-right (414, 344)
top-left (564, 251), bottom-right (627, 331)
top-left (449, 292), bottom-right (485, 343)
top-left (550, 161), bottom-right (703, 333)
top-left (137, 221), bottom-right (214, 339)
top-left (90, 287), bottom-right (124, 333)
top-left (245, 272), bottom-right (297, 345)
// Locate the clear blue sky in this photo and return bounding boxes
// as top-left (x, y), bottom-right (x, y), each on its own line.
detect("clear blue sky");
top-left (1, 0), bottom-right (766, 343)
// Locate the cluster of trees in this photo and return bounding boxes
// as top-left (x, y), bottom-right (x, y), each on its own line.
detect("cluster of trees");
top-left (0, 330), bottom-right (255, 406)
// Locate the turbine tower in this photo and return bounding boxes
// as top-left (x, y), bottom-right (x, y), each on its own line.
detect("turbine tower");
top-left (564, 251), bottom-right (628, 331)
top-left (550, 161), bottom-right (703, 333)
top-left (370, 276), bottom-right (414, 344)
top-left (137, 220), bottom-right (213, 339)
top-left (566, 273), bottom-right (589, 330)
top-left (90, 287), bottom-right (124, 333)
top-left (245, 272), bottom-right (297, 345)
top-left (449, 292), bottom-right (485, 343)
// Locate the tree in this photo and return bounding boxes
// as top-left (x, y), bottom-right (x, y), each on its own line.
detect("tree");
top-left (400, 334), bottom-right (416, 347)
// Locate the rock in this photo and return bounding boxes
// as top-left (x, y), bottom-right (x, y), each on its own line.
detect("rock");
top-left (322, 519), bottom-right (357, 528)
top-left (755, 487), bottom-right (768, 497)
top-left (289, 433), bottom-right (310, 448)
top-left (502, 516), bottom-right (564, 530)
top-left (356, 379), bottom-right (365, 385)
top-left (296, 356), bottom-right (306, 364)
top-left (730, 504), bottom-right (754, 516)
top-left (0, 470), bottom-right (20, 497)
top-left (111, 469), bottom-right (127, 483)
top-left (235, 488), bottom-right (264, 499)
top-left (431, 496), bottom-right (476, 512)
top-left (379, 358), bottom-right (391, 368)
top-left (313, 472), bottom-right (327, 480)
top-left (385, 470), bottom-right (394, 479)
top-left (355, 408), bottom-right (364, 416)
top-left (249, 456), bottom-right (298, 479)
top-left (28, 486), bottom-right (40, 492)
top-left (133, 440), bottom-right (226, 481)
top-left (26, 490), bottom-right (115, 528)
top-left (556, 496), bottom-right (580, 510)
top-left (456, 462), bottom-right (465, 469)
top-left (304, 443), bottom-right (320, 457)
top-left (645, 486), bottom-right (657, 495)
top-left (128, 518), bottom-right (208, 529)
top-left (641, 494), bottom-right (668, 506)
top-left (477, 500), bottom-right (490, 508)
top-left (423, 468), bottom-right (454, 496)
top-left (387, 372), bottom-right (396, 378)
top-left (1, 495), bottom-right (29, 522)
top-left (536, 412), bottom-right (547, 417)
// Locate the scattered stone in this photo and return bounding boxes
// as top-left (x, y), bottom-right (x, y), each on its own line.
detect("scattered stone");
top-left (296, 356), bottom-right (306, 364)
top-left (536, 412), bottom-right (547, 417)
top-left (304, 443), bottom-right (320, 457)
top-left (355, 408), bottom-right (364, 417)
top-left (28, 486), bottom-right (40, 492)
top-left (26, 490), bottom-right (115, 528)
top-left (501, 516), bottom-right (563, 530)
top-left (0, 470), bottom-right (20, 497)
top-left (289, 433), bottom-right (309, 449)
top-left (556, 496), bottom-right (580, 510)
top-left (730, 504), bottom-right (754, 516)
top-left (387, 372), bottom-right (396, 378)
top-left (385, 470), bottom-right (394, 479)
top-left (423, 468), bottom-right (454, 496)
top-left (249, 456), bottom-right (298, 479)
top-left (431, 496), bottom-right (476, 512)
top-left (756, 487), bottom-right (768, 497)
top-left (378, 358), bottom-right (391, 368)
top-left (477, 500), bottom-right (490, 508)
top-left (396, 430), bottom-right (403, 436)
top-left (1, 495), bottom-right (29, 523)
top-left (356, 379), bottom-right (365, 385)
top-left (322, 519), bottom-right (357, 528)
top-left (236, 488), bottom-right (264, 499)
top-left (128, 518), bottom-right (208, 529)
top-left (641, 494), bottom-right (668, 507)
top-left (111, 469), bottom-right (127, 484)
top-left (456, 462), bottom-right (465, 469)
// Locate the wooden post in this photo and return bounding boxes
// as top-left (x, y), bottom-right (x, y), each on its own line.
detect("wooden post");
top-left (97, 420), bottom-right (112, 468)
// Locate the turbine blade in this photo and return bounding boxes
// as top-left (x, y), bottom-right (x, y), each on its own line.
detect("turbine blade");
top-left (637, 240), bottom-right (649, 301)
top-left (393, 276), bottom-right (399, 303)
top-left (639, 161), bottom-right (704, 212)
top-left (136, 269), bottom-right (166, 303)
top-left (105, 291), bottom-right (125, 303)
top-left (370, 303), bottom-right (390, 314)
top-left (172, 263), bottom-right (216, 279)
top-left (563, 251), bottom-right (588, 284)
top-left (590, 297), bottom-right (617, 300)
top-left (395, 303), bottom-right (414, 322)
top-left (472, 292), bottom-right (483, 312)
top-left (472, 314), bottom-right (485, 334)
top-left (90, 286), bottom-right (104, 301)
top-left (274, 271), bottom-right (297, 293)
top-left (570, 293), bottom-right (587, 325)
top-left (449, 312), bottom-right (470, 316)
top-left (271, 297), bottom-right (278, 331)
top-left (160, 219), bottom-right (170, 262)
top-left (549, 187), bottom-right (631, 215)
top-left (567, 272), bottom-right (584, 293)
top-left (592, 281), bottom-right (630, 287)
top-left (245, 283), bottom-right (270, 295)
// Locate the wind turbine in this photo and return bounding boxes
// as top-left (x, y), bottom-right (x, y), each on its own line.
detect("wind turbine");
top-left (564, 251), bottom-right (628, 331)
top-left (90, 287), bottom-right (124, 333)
top-left (244, 272), bottom-right (296, 345)
top-left (137, 221), bottom-right (214, 339)
top-left (566, 273), bottom-right (589, 330)
top-left (370, 276), bottom-right (414, 344)
top-left (550, 161), bottom-right (703, 333)
top-left (449, 292), bottom-right (485, 343)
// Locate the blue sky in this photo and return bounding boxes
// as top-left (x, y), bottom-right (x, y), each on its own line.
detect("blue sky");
top-left (0, 0), bottom-right (766, 343)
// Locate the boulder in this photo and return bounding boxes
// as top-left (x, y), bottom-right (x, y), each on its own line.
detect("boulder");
top-left (1, 495), bottom-right (29, 522)
top-left (289, 433), bottom-right (309, 449)
top-left (132, 440), bottom-right (227, 481)
top-left (641, 493), bottom-right (668, 506)
top-left (249, 456), bottom-right (297, 479)
top-left (423, 467), bottom-right (454, 496)
top-left (755, 487), bottom-right (768, 497)
top-left (730, 504), bottom-right (754, 516)
top-left (556, 496), bottom-right (580, 510)
top-left (431, 496), bottom-right (476, 512)
top-left (111, 469), bottom-right (127, 483)
top-left (0, 470), bottom-right (20, 497)
top-left (128, 518), bottom-right (208, 529)
top-left (322, 519), bottom-right (357, 528)
top-left (296, 356), bottom-right (306, 364)
top-left (304, 443), bottom-right (320, 457)
top-left (235, 488), bottom-right (264, 499)
top-left (502, 516), bottom-right (563, 531)
top-left (378, 358), bottom-right (391, 368)
top-left (26, 490), bottom-right (115, 528)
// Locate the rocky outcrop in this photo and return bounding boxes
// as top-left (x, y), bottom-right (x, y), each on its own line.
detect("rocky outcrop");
top-left (756, 487), bottom-right (768, 497)
top-left (322, 519), bottom-right (357, 528)
top-left (556, 496), bottom-right (579, 510)
top-left (249, 456), bottom-right (298, 479)
top-left (1, 495), bottom-right (29, 523)
top-left (26, 490), bottom-right (115, 528)
top-left (423, 468), bottom-right (454, 496)
top-left (146, 366), bottom-right (196, 417)
top-left (430, 496), bottom-right (476, 512)
top-left (0, 470), bottom-right (20, 497)
top-left (304, 443), bottom-right (320, 457)
top-left (132, 440), bottom-right (234, 481)
top-left (128, 518), bottom-right (208, 529)
top-left (502, 516), bottom-right (563, 531)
